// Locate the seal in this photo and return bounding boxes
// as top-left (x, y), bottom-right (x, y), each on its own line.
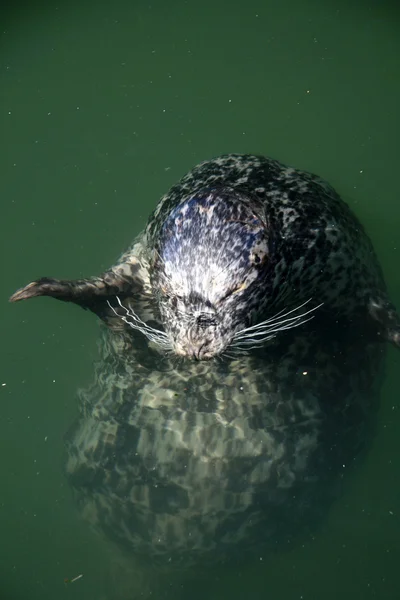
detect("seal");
top-left (9, 154), bottom-right (400, 575)
top-left (10, 154), bottom-right (400, 357)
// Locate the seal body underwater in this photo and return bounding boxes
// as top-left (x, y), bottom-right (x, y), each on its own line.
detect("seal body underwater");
top-left (10, 154), bottom-right (400, 568)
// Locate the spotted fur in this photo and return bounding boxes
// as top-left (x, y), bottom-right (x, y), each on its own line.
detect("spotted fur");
top-left (10, 154), bottom-right (400, 570)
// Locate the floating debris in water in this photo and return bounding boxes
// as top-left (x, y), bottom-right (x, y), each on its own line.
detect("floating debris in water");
top-left (64, 574), bottom-right (83, 585)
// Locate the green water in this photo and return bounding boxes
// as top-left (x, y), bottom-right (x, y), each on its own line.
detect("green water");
top-left (1, 1), bottom-right (400, 599)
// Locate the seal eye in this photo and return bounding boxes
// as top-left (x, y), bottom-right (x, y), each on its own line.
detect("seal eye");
top-left (196, 313), bottom-right (217, 329)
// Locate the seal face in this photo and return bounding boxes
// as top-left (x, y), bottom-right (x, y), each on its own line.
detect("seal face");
top-left (152, 187), bottom-right (270, 358)
top-left (10, 154), bottom-right (400, 568)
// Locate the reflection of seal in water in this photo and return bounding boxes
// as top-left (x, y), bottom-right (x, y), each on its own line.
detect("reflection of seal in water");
top-left (10, 154), bottom-right (400, 567)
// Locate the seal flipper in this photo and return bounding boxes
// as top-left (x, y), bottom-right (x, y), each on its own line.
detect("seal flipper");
top-left (369, 297), bottom-right (400, 349)
top-left (9, 268), bottom-right (144, 323)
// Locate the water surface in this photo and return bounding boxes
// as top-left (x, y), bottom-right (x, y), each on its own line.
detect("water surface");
top-left (1, 1), bottom-right (400, 599)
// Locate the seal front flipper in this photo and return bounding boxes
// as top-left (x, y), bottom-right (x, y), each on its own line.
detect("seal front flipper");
top-left (9, 269), bottom-right (144, 323)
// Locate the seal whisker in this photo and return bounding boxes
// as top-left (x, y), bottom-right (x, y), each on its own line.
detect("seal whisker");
top-left (231, 301), bottom-right (323, 349)
top-left (233, 315), bottom-right (315, 344)
top-left (232, 317), bottom-right (312, 348)
top-left (231, 320), bottom-right (312, 349)
top-left (233, 301), bottom-right (323, 341)
top-left (246, 300), bottom-right (314, 327)
top-left (107, 298), bottom-right (173, 351)
top-left (234, 299), bottom-right (319, 336)
top-left (224, 348), bottom-right (249, 358)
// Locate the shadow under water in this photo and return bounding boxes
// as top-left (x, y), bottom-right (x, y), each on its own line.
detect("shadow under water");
top-left (62, 315), bottom-right (385, 598)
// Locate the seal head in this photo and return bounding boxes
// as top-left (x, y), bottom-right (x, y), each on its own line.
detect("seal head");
top-left (151, 187), bottom-right (270, 359)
